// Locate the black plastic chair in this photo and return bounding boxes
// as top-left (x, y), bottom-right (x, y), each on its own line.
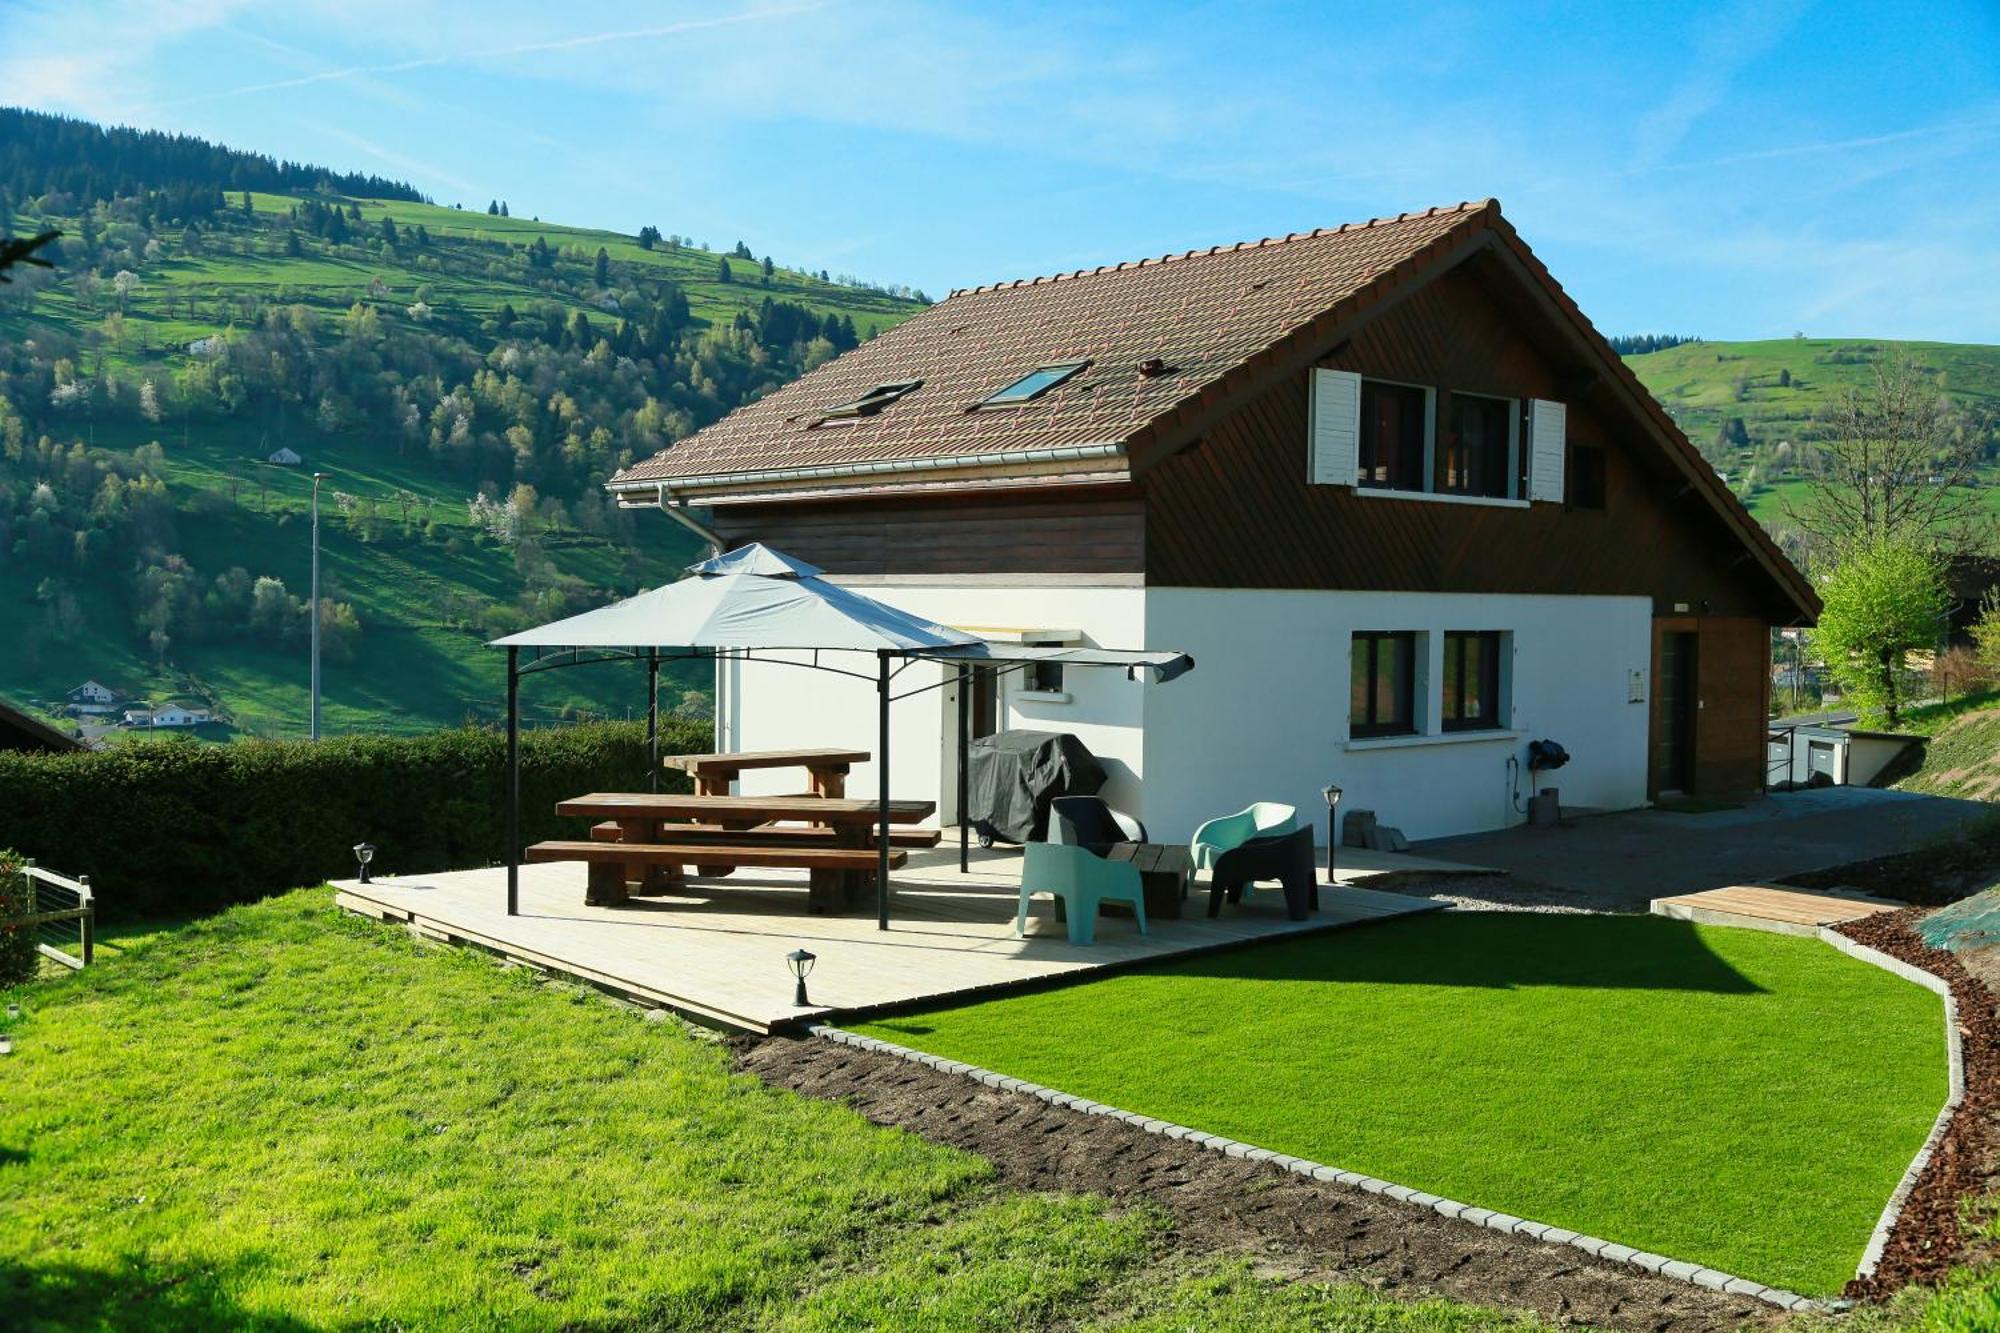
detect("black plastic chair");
top-left (1047, 796), bottom-right (1147, 848)
top-left (1207, 825), bottom-right (1318, 922)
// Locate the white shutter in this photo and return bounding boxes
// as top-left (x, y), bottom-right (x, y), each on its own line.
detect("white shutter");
top-left (1309, 368), bottom-right (1361, 487)
top-left (1528, 398), bottom-right (1567, 502)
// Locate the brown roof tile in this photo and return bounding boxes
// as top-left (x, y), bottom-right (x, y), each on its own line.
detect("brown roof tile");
top-left (609, 201), bottom-right (1493, 488)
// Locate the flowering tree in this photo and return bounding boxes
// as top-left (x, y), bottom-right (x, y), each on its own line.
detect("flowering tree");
top-left (1809, 537), bottom-right (1949, 726)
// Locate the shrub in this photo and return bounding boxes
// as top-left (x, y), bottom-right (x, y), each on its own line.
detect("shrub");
top-left (0, 721), bottom-right (710, 918)
top-left (0, 849), bottom-right (34, 985)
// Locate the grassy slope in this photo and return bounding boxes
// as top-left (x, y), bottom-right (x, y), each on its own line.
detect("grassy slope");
top-left (1890, 694), bottom-right (2000, 799)
top-left (0, 890), bottom-right (1543, 1332)
top-left (856, 912), bottom-right (1946, 1296)
top-left (1624, 337), bottom-right (2000, 523)
top-left (0, 199), bottom-right (925, 738)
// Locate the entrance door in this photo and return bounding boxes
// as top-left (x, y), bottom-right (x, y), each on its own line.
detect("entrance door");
top-left (1656, 630), bottom-right (1698, 793)
top-left (941, 666), bottom-right (1004, 825)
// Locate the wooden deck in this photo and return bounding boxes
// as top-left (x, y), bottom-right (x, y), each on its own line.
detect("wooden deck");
top-left (1651, 883), bottom-right (1902, 937)
top-left (334, 845), bottom-right (1453, 1033)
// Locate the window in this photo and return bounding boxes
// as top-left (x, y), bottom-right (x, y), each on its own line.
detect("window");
top-left (1441, 393), bottom-right (1517, 499)
top-left (822, 379), bottom-right (922, 418)
top-left (1029, 660), bottom-right (1065, 693)
top-left (1442, 631), bottom-right (1504, 731)
top-left (1568, 443), bottom-right (1607, 509)
top-left (1349, 631), bottom-right (1416, 737)
top-left (978, 361), bottom-right (1089, 407)
top-left (1358, 381), bottom-right (1430, 491)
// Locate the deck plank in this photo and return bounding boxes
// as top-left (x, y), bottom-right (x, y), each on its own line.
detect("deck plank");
top-left (335, 847), bottom-right (1448, 1033)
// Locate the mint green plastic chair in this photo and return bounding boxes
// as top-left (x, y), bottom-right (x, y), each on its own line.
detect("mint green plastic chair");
top-left (1014, 842), bottom-right (1148, 946)
top-left (1190, 802), bottom-right (1297, 870)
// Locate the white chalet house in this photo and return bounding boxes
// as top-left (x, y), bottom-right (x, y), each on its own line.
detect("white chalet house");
top-left (604, 201), bottom-right (1817, 843)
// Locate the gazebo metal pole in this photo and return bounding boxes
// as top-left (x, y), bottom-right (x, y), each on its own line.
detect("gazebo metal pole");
top-left (957, 663), bottom-right (970, 873)
top-left (877, 649), bottom-right (892, 931)
top-left (505, 646), bottom-right (520, 917)
top-left (646, 648), bottom-right (660, 794)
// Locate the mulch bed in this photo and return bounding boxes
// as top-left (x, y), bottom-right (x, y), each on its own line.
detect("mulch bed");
top-left (1834, 907), bottom-right (2000, 1301)
top-left (737, 1036), bottom-right (1777, 1332)
top-left (1787, 824), bottom-right (2000, 907)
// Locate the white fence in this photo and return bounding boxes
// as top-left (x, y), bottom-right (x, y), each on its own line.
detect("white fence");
top-left (17, 861), bottom-right (94, 969)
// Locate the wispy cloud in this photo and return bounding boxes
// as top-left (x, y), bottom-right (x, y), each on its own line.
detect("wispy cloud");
top-left (1629, 0), bottom-right (1815, 168)
top-left (314, 126), bottom-right (485, 198)
top-left (157, 4), bottom-right (826, 107)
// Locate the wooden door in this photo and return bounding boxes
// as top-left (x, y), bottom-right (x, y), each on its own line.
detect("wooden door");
top-left (1655, 630), bottom-right (1698, 793)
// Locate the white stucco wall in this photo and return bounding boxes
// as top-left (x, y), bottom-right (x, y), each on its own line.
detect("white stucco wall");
top-left (723, 583), bottom-right (1148, 822)
top-left (1140, 589), bottom-right (1654, 843)
top-left (719, 580), bottom-right (1651, 844)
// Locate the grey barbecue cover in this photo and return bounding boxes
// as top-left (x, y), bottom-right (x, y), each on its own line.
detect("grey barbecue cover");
top-left (967, 730), bottom-right (1108, 844)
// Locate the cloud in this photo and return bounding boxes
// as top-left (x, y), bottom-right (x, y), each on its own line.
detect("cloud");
top-left (157, 3), bottom-right (827, 107)
top-left (1629, 0), bottom-right (1815, 169)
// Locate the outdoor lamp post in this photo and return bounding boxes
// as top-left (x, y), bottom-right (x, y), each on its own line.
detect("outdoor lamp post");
top-left (786, 948), bottom-right (817, 1007)
top-left (1320, 783), bottom-right (1343, 882)
top-left (353, 841), bottom-right (376, 884)
top-left (309, 471), bottom-right (328, 741)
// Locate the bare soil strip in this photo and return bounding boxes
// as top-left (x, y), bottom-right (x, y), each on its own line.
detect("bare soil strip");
top-left (737, 1035), bottom-right (1775, 1331)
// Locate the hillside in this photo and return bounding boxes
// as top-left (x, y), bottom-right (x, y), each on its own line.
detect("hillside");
top-left (0, 110), bottom-right (927, 739)
top-left (1624, 337), bottom-right (2000, 525)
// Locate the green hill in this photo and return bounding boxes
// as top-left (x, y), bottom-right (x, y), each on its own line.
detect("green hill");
top-left (1624, 337), bottom-right (2000, 525)
top-left (0, 112), bottom-right (926, 740)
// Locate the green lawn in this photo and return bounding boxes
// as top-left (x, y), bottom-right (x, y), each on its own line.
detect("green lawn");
top-left (854, 912), bottom-right (1948, 1297)
top-left (0, 890), bottom-right (1545, 1331)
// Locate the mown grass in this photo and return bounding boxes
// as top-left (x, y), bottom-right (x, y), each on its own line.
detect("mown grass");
top-left (855, 912), bottom-right (1947, 1296)
top-left (0, 889), bottom-right (1547, 1330)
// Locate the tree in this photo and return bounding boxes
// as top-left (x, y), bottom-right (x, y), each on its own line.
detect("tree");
top-left (487, 200), bottom-right (499, 215)
top-left (284, 228), bottom-right (303, 257)
top-left (499, 201), bottom-right (510, 218)
top-left (1809, 537), bottom-right (1949, 725)
top-left (637, 225), bottom-right (660, 250)
top-left (1785, 352), bottom-right (1978, 557)
top-left (594, 246), bottom-right (610, 287)
top-left (761, 255), bottom-right (774, 279)
top-left (717, 258), bottom-right (732, 284)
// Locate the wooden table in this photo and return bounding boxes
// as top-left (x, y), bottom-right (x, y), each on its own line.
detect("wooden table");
top-left (1100, 842), bottom-right (1193, 920)
top-left (662, 748), bottom-right (871, 799)
top-left (557, 792), bottom-right (936, 906)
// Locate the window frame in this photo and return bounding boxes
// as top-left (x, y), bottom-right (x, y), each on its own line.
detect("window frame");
top-left (821, 378), bottom-right (923, 419)
top-left (1356, 377), bottom-right (1436, 494)
top-left (1439, 390), bottom-right (1521, 501)
top-left (975, 360), bottom-right (1090, 408)
top-left (1349, 630), bottom-right (1418, 739)
top-left (1441, 630), bottom-right (1505, 733)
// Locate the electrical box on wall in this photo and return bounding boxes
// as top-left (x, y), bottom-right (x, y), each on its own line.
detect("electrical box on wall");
top-left (1628, 669), bottom-right (1646, 703)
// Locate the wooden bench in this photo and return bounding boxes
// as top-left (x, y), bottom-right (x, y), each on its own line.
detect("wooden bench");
top-left (526, 839), bottom-right (907, 913)
top-left (663, 748), bottom-right (870, 799)
top-left (589, 821), bottom-right (942, 849)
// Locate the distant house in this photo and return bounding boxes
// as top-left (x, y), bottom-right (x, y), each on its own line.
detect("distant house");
top-left (148, 704), bottom-right (213, 729)
top-left (267, 446), bottom-right (303, 466)
top-left (0, 697), bottom-right (84, 753)
top-left (121, 707), bottom-right (156, 727)
top-left (66, 680), bottom-right (124, 715)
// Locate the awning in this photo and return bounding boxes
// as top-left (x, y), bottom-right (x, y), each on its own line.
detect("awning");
top-left (915, 642), bottom-right (1194, 682)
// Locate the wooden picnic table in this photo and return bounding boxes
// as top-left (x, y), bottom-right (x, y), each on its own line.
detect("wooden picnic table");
top-left (553, 792), bottom-right (938, 910)
top-left (662, 748), bottom-right (870, 799)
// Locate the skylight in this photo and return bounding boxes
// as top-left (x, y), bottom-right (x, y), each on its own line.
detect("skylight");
top-left (822, 379), bottom-right (922, 418)
top-left (977, 361), bottom-right (1089, 407)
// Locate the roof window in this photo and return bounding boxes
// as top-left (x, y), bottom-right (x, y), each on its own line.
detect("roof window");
top-left (977, 361), bottom-right (1089, 407)
top-left (822, 379), bottom-right (922, 418)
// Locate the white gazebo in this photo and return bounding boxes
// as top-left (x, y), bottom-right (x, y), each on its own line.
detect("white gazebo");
top-left (492, 545), bottom-right (1193, 928)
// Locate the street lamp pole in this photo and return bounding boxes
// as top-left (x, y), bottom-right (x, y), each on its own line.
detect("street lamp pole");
top-left (310, 472), bottom-right (327, 741)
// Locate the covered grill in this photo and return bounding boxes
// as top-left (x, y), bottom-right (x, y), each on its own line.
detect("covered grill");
top-left (966, 730), bottom-right (1107, 846)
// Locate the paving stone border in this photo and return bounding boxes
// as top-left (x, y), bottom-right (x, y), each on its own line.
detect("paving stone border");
top-left (811, 1022), bottom-right (1825, 1312)
top-left (1814, 926), bottom-right (1967, 1282)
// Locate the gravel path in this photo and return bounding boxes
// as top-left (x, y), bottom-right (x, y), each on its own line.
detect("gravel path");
top-left (739, 1035), bottom-right (1777, 1332)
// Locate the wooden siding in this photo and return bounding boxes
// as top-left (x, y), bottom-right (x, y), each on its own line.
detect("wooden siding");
top-left (1141, 255), bottom-right (1791, 621)
top-left (708, 490), bottom-right (1144, 578)
top-left (1649, 614), bottom-right (1772, 797)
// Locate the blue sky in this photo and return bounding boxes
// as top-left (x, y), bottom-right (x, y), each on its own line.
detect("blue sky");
top-left (5, 1), bottom-right (1997, 341)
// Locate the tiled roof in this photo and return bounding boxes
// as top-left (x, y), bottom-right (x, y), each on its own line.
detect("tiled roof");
top-left (609, 202), bottom-right (1492, 488)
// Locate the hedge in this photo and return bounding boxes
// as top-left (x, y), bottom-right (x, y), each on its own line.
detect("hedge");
top-left (0, 850), bottom-right (33, 985)
top-left (0, 721), bottom-right (711, 918)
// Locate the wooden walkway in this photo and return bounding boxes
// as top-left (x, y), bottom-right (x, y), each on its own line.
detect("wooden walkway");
top-left (1651, 883), bottom-right (1901, 937)
top-left (335, 846), bottom-right (1450, 1033)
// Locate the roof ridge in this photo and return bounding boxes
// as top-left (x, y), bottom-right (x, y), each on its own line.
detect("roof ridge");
top-left (945, 199), bottom-right (1495, 298)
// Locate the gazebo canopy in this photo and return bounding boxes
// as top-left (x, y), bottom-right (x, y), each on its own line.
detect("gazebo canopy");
top-left (491, 543), bottom-right (979, 654)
